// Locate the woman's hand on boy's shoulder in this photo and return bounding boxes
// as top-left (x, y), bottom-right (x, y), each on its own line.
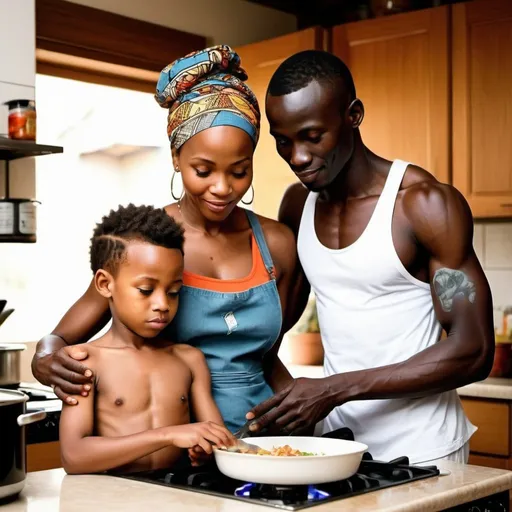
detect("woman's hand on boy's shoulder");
top-left (33, 343), bottom-right (93, 406)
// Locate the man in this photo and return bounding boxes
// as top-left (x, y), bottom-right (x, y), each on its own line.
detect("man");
top-left (248, 50), bottom-right (494, 465)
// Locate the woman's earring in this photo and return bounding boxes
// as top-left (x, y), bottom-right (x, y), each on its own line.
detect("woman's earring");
top-left (171, 169), bottom-right (182, 201)
top-left (241, 185), bottom-right (254, 206)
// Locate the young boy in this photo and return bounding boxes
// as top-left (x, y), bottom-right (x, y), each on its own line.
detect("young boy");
top-left (59, 204), bottom-right (235, 474)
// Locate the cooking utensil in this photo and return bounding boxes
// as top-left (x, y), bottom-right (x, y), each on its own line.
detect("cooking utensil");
top-left (0, 344), bottom-right (25, 387)
top-left (219, 437), bottom-right (262, 453)
top-left (233, 419), bottom-right (256, 440)
top-left (223, 418), bottom-right (262, 452)
top-left (0, 308), bottom-right (14, 328)
top-left (214, 436), bottom-right (368, 485)
top-left (0, 389), bottom-right (46, 500)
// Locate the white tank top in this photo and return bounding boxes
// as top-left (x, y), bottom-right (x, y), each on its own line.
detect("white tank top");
top-left (297, 159), bottom-right (476, 463)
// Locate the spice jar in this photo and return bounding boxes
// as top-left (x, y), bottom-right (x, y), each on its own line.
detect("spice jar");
top-left (5, 100), bottom-right (36, 141)
top-left (490, 335), bottom-right (512, 378)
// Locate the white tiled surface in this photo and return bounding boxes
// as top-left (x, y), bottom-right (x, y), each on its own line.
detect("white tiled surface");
top-left (473, 223), bottom-right (485, 264)
top-left (485, 223), bottom-right (512, 269)
top-left (485, 270), bottom-right (512, 308)
top-left (475, 221), bottom-right (512, 309)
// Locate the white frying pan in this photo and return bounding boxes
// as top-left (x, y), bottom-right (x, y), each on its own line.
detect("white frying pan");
top-left (213, 436), bottom-right (368, 485)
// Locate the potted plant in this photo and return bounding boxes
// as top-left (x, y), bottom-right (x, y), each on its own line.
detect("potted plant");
top-left (287, 296), bottom-right (324, 366)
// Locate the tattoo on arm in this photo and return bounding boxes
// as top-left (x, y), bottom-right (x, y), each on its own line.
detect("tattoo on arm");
top-left (433, 268), bottom-right (476, 312)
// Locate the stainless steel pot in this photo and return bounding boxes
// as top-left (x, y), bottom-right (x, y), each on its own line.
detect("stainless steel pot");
top-left (0, 389), bottom-right (46, 501)
top-left (0, 345), bottom-right (25, 387)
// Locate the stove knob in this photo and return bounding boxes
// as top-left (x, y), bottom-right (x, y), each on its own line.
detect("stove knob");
top-left (482, 501), bottom-right (507, 512)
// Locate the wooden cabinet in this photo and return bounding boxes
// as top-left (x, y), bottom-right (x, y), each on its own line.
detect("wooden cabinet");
top-left (452, 0), bottom-right (512, 218)
top-left (332, 7), bottom-right (450, 184)
top-left (27, 441), bottom-right (61, 472)
top-left (331, 0), bottom-right (512, 219)
top-left (461, 397), bottom-right (512, 469)
top-left (235, 1), bottom-right (512, 220)
top-left (237, 28), bottom-right (325, 220)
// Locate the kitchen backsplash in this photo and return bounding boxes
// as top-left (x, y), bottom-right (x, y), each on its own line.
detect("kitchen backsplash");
top-left (474, 222), bottom-right (512, 327)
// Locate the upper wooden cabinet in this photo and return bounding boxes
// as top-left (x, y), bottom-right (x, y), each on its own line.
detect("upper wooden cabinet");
top-left (332, 7), bottom-right (450, 184)
top-left (237, 28), bottom-right (325, 220)
top-left (452, 0), bottom-right (512, 218)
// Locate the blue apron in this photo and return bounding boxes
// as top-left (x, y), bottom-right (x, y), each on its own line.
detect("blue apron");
top-left (168, 210), bottom-right (282, 432)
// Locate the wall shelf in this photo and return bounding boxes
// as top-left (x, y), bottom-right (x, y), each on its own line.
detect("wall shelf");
top-left (0, 136), bottom-right (63, 162)
top-left (0, 136), bottom-right (63, 244)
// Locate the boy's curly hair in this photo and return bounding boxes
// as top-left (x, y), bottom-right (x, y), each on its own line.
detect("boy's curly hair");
top-left (90, 204), bottom-right (184, 275)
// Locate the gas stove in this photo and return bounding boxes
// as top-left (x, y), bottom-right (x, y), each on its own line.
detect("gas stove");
top-left (119, 455), bottom-right (440, 510)
top-left (10, 383), bottom-right (61, 444)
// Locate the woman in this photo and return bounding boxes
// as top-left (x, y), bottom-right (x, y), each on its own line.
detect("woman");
top-left (31, 45), bottom-right (297, 432)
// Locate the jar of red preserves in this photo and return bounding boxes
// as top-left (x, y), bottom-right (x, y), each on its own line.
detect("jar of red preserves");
top-left (5, 100), bottom-right (36, 141)
top-left (490, 335), bottom-right (512, 378)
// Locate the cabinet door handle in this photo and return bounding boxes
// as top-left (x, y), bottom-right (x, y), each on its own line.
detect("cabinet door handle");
top-left (501, 203), bottom-right (512, 207)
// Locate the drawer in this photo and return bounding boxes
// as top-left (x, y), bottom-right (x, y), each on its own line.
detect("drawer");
top-left (469, 453), bottom-right (510, 470)
top-left (461, 398), bottom-right (510, 456)
top-left (27, 441), bottom-right (61, 472)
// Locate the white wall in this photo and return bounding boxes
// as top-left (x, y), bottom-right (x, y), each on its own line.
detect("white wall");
top-left (474, 222), bottom-right (512, 330)
top-left (66, 0), bottom-right (296, 47)
top-left (0, 75), bottom-right (172, 343)
top-left (1, 0), bottom-right (295, 201)
top-left (0, 0), bottom-right (36, 200)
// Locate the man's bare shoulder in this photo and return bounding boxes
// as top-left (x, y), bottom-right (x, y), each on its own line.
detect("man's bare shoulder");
top-left (400, 164), bottom-right (438, 189)
top-left (278, 182), bottom-right (309, 235)
top-left (401, 165), bottom-right (473, 250)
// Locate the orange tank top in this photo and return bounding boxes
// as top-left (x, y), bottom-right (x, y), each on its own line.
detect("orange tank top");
top-left (183, 234), bottom-right (271, 292)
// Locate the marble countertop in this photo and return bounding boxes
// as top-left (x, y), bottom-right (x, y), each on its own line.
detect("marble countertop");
top-left (4, 462), bottom-right (512, 512)
top-left (457, 378), bottom-right (512, 400)
top-left (287, 365), bottom-right (512, 401)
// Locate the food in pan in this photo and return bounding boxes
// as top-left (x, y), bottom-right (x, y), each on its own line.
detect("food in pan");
top-left (238, 444), bottom-right (320, 456)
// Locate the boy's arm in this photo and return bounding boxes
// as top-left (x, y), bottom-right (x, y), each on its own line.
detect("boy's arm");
top-left (59, 383), bottom-right (172, 474)
top-left (60, 366), bottom-right (232, 474)
top-left (184, 348), bottom-right (224, 425)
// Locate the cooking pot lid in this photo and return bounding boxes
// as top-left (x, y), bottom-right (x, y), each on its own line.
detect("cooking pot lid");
top-left (0, 389), bottom-right (28, 406)
top-left (0, 344), bottom-right (25, 351)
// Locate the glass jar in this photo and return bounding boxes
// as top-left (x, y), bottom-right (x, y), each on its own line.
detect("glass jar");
top-left (5, 99), bottom-right (36, 141)
top-left (490, 335), bottom-right (512, 378)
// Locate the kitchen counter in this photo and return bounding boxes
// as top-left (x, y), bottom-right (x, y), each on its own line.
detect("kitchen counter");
top-left (457, 378), bottom-right (512, 400)
top-left (287, 365), bottom-right (512, 401)
top-left (3, 462), bottom-right (512, 512)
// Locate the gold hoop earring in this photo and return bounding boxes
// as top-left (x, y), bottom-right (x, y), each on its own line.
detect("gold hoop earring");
top-left (170, 170), bottom-right (181, 201)
top-left (241, 185), bottom-right (254, 206)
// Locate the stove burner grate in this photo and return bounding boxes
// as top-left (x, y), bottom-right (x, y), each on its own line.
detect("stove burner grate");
top-left (235, 483), bottom-right (330, 504)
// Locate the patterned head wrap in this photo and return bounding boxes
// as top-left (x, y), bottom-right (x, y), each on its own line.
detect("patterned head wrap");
top-left (155, 45), bottom-right (260, 150)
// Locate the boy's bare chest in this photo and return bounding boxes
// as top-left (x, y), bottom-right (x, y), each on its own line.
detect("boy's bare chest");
top-left (95, 350), bottom-right (192, 416)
